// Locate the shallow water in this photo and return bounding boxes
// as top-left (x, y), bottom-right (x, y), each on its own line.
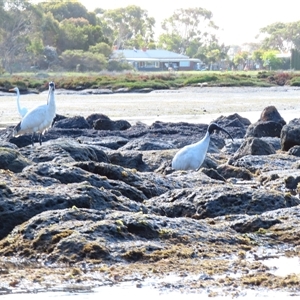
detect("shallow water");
top-left (1, 255), bottom-right (300, 299)
top-left (1, 280), bottom-right (299, 300)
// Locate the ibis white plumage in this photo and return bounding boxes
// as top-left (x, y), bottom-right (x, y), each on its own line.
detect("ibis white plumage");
top-left (13, 81), bottom-right (56, 146)
top-left (172, 123), bottom-right (233, 171)
top-left (9, 87), bottom-right (28, 117)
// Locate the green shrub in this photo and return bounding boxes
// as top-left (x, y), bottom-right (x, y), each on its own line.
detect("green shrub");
top-left (290, 76), bottom-right (300, 86)
top-left (184, 74), bottom-right (218, 85)
top-left (60, 50), bottom-right (108, 72)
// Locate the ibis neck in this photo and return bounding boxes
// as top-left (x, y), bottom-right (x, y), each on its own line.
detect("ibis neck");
top-left (16, 91), bottom-right (21, 111)
top-left (195, 131), bottom-right (210, 146)
top-left (48, 92), bottom-right (56, 114)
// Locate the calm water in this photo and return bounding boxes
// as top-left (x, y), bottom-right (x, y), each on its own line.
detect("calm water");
top-left (1, 288), bottom-right (299, 300)
top-left (1, 256), bottom-right (300, 299)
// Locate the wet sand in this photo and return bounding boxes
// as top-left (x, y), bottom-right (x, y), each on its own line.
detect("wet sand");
top-left (1, 86), bottom-right (300, 129)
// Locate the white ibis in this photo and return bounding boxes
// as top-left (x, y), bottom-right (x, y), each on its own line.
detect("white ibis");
top-left (172, 123), bottom-right (233, 171)
top-left (9, 87), bottom-right (28, 117)
top-left (13, 82), bottom-right (56, 146)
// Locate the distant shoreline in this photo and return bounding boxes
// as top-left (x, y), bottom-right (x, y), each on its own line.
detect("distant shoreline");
top-left (2, 86), bottom-right (300, 130)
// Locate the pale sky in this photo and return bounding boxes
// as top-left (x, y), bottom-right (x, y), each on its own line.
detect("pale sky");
top-left (79, 0), bottom-right (300, 45)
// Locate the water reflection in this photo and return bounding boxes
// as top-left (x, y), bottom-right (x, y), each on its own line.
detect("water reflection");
top-left (1, 285), bottom-right (298, 300)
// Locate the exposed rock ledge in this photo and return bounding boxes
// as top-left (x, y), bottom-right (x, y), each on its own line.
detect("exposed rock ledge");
top-left (0, 106), bottom-right (300, 295)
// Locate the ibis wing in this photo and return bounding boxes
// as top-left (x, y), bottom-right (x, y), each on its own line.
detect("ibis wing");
top-left (20, 105), bottom-right (48, 133)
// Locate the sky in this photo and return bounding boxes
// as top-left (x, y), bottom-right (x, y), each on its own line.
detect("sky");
top-left (77, 0), bottom-right (300, 45)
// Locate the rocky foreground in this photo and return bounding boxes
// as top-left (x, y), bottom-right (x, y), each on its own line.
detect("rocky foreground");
top-left (0, 105), bottom-right (300, 296)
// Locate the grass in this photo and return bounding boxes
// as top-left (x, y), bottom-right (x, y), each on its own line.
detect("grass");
top-left (0, 70), bottom-right (298, 92)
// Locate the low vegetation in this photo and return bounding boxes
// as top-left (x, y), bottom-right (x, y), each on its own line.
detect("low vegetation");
top-left (1, 70), bottom-right (300, 93)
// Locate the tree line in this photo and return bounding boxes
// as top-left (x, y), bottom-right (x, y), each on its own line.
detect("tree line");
top-left (0, 0), bottom-right (299, 73)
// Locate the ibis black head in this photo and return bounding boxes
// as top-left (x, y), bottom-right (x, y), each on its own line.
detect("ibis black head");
top-left (207, 123), bottom-right (233, 140)
top-left (14, 121), bottom-right (21, 135)
top-left (49, 81), bottom-right (55, 90)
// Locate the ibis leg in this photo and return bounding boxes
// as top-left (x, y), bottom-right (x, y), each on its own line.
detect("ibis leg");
top-left (39, 133), bottom-right (43, 145)
top-left (31, 132), bottom-right (35, 146)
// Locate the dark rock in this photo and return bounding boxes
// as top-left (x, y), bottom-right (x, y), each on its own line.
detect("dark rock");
top-left (245, 106), bottom-right (286, 138)
top-left (232, 153), bottom-right (299, 174)
top-left (74, 161), bottom-right (172, 199)
top-left (214, 113), bottom-right (250, 138)
top-left (94, 118), bottom-right (131, 131)
top-left (119, 138), bottom-right (174, 151)
top-left (245, 121), bottom-right (283, 138)
top-left (2, 106), bottom-right (300, 271)
top-left (86, 113), bottom-right (110, 127)
top-left (216, 164), bottom-right (253, 180)
top-left (221, 139), bottom-right (244, 155)
top-left (0, 147), bottom-right (31, 172)
top-left (231, 216), bottom-right (281, 233)
top-left (288, 145), bottom-right (300, 156)
top-left (9, 134), bottom-right (38, 148)
top-left (146, 186), bottom-right (300, 219)
top-left (19, 139), bottom-right (109, 163)
top-left (108, 151), bottom-right (150, 171)
top-left (81, 136), bottom-right (129, 150)
top-left (52, 114), bottom-right (67, 125)
top-left (284, 175), bottom-right (300, 189)
top-left (53, 115), bottom-right (90, 129)
top-left (0, 141), bottom-right (19, 150)
top-left (260, 137), bottom-right (281, 151)
top-left (281, 118), bottom-right (300, 151)
top-left (233, 137), bottom-right (276, 160)
top-left (0, 179), bottom-right (146, 240)
top-left (201, 168), bottom-right (226, 181)
top-left (214, 113), bottom-right (251, 127)
top-left (0, 209), bottom-right (237, 263)
top-left (259, 105), bottom-right (286, 125)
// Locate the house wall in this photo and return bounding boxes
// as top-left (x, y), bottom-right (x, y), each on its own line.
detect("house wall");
top-left (130, 60), bottom-right (199, 72)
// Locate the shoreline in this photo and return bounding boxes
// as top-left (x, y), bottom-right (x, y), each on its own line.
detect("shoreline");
top-left (1, 86), bottom-right (300, 130)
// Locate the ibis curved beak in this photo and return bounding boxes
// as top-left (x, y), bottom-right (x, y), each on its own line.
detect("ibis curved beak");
top-left (219, 127), bottom-right (234, 141)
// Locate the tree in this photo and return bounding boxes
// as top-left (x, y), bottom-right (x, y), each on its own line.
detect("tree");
top-left (57, 20), bottom-right (89, 51)
top-left (60, 49), bottom-right (107, 71)
top-left (158, 7), bottom-right (219, 54)
top-left (55, 18), bottom-right (106, 52)
top-left (101, 5), bottom-right (155, 49)
top-left (262, 50), bottom-right (281, 70)
top-left (39, 0), bottom-right (97, 25)
top-left (233, 51), bottom-right (249, 69)
top-left (26, 37), bottom-right (44, 68)
top-left (252, 49), bottom-right (264, 68)
top-left (259, 21), bottom-right (300, 52)
top-left (194, 43), bottom-right (229, 67)
top-left (40, 12), bottom-right (60, 47)
top-left (157, 33), bottom-right (183, 53)
top-left (0, 0), bottom-right (42, 73)
top-left (38, 1), bottom-right (107, 53)
top-left (89, 42), bottom-right (112, 58)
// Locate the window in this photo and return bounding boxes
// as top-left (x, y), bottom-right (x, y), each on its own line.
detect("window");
top-left (138, 61), bottom-right (159, 68)
top-left (179, 61), bottom-right (190, 67)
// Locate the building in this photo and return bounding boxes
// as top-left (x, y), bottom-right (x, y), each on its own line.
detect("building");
top-left (111, 49), bottom-right (202, 71)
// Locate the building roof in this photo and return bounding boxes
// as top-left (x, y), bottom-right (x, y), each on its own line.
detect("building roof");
top-left (112, 49), bottom-right (190, 60)
top-left (111, 49), bottom-right (201, 63)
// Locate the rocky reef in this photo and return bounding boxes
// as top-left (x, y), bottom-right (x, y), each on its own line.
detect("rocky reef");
top-left (0, 106), bottom-right (300, 296)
